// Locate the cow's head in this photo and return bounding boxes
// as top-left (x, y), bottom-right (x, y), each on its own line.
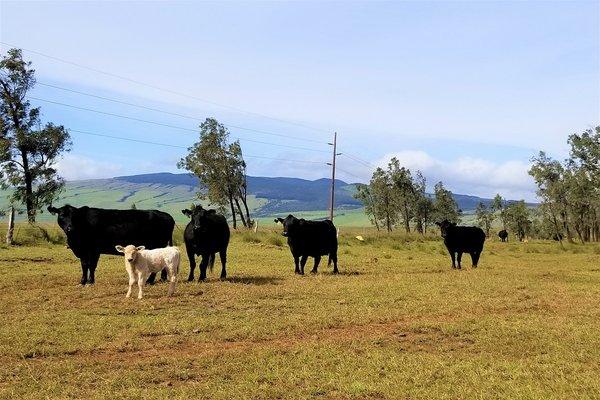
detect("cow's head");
top-left (115, 244), bottom-right (145, 264)
top-left (274, 214), bottom-right (299, 237)
top-left (182, 206), bottom-right (216, 233)
top-left (47, 204), bottom-right (78, 234)
top-left (435, 219), bottom-right (456, 238)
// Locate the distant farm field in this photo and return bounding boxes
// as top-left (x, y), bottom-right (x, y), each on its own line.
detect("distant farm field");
top-left (1, 225), bottom-right (599, 399)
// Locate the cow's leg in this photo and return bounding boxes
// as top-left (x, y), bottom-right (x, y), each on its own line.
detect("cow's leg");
top-left (311, 256), bottom-right (321, 274)
top-left (146, 272), bottom-right (157, 285)
top-left (126, 267), bottom-right (135, 298)
top-left (293, 255), bottom-right (300, 274)
top-left (160, 268), bottom-right (168, 282)
top-left (187, 248), bottom-right (196, 282)
top-left (219, 249), bottom-right (227, 279)
top-left (449, 251), bottom-right (456, 269)
top-left (87, 253), bottom-right (100, 285)
top-left (457, 252), bottom-right (463, 269)
top-left (471, 251), bottom-right (480, 267)
top-left (137, 271), bottom-right (146, 299)
top-left (199, 254), bottom-right (210, 281)
top-left (299, 255), bottom-right (308, 275)
top-left (167, 267), bottom-right (177, 296)
top-left (79, 258), bottom-right (88, 285)
top-left (331, 252), bottom-right (339, 274)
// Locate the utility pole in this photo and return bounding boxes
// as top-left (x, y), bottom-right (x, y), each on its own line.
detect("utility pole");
top-left (327, 132), bottom-right (341, 221)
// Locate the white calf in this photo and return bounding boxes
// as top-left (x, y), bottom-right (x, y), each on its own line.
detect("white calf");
top-left (115, 245), bottom-right (180, 299)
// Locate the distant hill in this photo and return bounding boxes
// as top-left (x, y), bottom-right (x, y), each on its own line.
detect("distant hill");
top-left (0, 172), bottom-right (533, 224)
top-left (113, 172), bottom-right (361, 214)
top-left (112, 172), bottom-right (515, 213)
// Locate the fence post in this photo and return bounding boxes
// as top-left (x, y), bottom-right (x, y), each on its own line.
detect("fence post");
top-left (6, 206), bottom-right (15, 245)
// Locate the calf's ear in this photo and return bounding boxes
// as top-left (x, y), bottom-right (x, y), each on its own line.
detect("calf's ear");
top-left (136, 246), bottom-right (145, 251)
top-left (47, 206), bottom-right (58, 215)
top-left (115, 245), bottom-right (125, 253)
top-left (182, 209), bottom-right (192, 217)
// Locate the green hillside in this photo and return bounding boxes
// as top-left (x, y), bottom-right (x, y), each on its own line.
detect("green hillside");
top-left (0, 173), bottom-right (532, 227)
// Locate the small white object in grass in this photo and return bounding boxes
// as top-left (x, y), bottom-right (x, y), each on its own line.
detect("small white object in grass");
top-left (355, 235), bottom-right (364, 241)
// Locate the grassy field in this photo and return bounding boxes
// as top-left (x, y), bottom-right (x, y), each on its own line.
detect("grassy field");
top-left (1, 224), bottom-right (599, 399)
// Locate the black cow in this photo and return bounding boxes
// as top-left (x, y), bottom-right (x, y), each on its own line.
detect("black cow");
top-left (436, 220), bottom-right (485, 269)
top-left (275, 215), bottom-right (339, 275)
top-left (498, 229), bottom-right (508, 242)
top-left (182, 206), bottom-right (230, 281)
top-left (47, 205), bottom-right (174, 285)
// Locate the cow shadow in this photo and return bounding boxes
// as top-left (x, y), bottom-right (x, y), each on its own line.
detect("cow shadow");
top-left (333, 270), bottom-right (362, 276)
top-left (222, 276), bottom-right (283, 286)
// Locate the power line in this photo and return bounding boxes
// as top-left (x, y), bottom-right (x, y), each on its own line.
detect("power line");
top-left (36, 82), bottom-right (328, 144)
top-left (1, 42), bottom-right (331, 134)
top-left (340, 151), bottom-right (377, 169)
top-left (336, 167), bottom-right (365, 180)
top-left (27, 96), bottom-right (330, 153)
top-left (69, 129), bottom-right (327, 165)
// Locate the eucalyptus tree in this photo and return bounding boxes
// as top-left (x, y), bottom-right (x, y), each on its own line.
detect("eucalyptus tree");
top-left (0, 48), bottom-right (71, 222)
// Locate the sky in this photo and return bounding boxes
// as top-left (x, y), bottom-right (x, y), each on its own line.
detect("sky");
top-left (1, 1), bottom-right (598, 201)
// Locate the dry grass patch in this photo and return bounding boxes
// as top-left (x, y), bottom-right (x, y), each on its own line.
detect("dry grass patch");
top-left (0, 229), bottom-right (599, 399)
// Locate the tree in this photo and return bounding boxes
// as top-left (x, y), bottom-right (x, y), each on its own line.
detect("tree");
top-left (0, 48), bottom-right (71, 222)
top-left (432, 181), bottom-right (460, 223)
top-left (504, 200), bottom-right (531, 241)
top-left (491, 194), bottom-right (508, 229)
top-left (178, 118), bottom-right (250, 229)
top-left (354, 183), bottom-right (380, 231)
top-left (369, 167), bottom-right (398, 232)
top-left (413, 172), bottom-right (434, 234)
top-left (529, 151), bottom-right (573, 242)
top-left (567, 127), bottom-right (600, 242)
top-left (475, 202), bottom-right (494, 237)
top-left (388, 157), bottom-right (417, 233)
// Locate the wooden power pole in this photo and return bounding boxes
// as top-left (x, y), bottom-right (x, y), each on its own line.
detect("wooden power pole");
top-left (327, 132), bottom-right (341, 221)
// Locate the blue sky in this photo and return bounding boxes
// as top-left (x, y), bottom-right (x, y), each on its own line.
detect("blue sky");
top-left (1, 1), bottom-right (598, 201)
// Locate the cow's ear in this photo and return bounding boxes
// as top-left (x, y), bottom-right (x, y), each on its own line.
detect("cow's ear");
top-left (47, 206), bottom-right (58, 215)
top-left (115, 245), bottom-right (125, 253)
top-left (274, 218), bottom-right (283, 224)
top-left (182, 209), bottom-right (192, 217)
top-left (136, 246), bottom-right (145, 251)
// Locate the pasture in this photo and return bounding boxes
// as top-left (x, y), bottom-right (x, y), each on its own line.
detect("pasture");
top-left (1, 225), bottom-right (599, 399)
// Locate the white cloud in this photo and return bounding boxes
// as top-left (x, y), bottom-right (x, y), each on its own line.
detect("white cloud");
top-left (56, 154), bottom-right (122, 181)
top-left (375, 151), bottom-right (536, 201)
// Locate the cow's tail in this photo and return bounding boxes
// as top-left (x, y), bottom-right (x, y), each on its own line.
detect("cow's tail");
top-left (209, 253), bottom-right (215, 273)
top-left (328, 255), bottom-right (333, 266)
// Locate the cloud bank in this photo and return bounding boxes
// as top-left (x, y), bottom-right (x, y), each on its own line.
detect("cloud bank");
top-left (56, 154), bottom-right (122, 181)
top-left (373, 150), bottom-right (537, 202)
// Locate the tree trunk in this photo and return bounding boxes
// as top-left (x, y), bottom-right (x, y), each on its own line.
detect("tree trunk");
top-left (228, 193), bottom-right (237, 229)
top-left (20, 149), bottom-right (35, 223)
top-left (238, 187), bottom-right (251, 226)
top-left (6, 206), bottom-right (15, 245)
top-left (234, 197), bottom-right (247, 228)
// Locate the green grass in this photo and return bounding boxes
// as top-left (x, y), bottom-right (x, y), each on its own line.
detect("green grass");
top-left (0, 225), bottom-right (599, 399)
